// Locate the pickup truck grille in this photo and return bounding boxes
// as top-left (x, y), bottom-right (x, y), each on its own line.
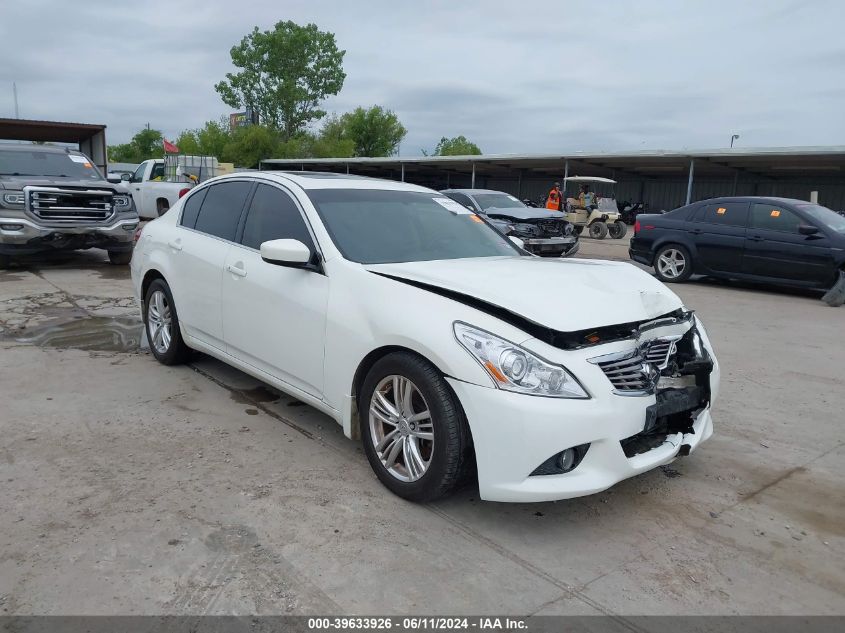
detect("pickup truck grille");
top-left (26, 187), bottom-right (114, 223)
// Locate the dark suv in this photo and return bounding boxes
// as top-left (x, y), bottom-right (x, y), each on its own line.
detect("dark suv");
top-left (0, 144), bottom-right (138, 268)
top-left (442, 188), bottom-right (579, 257)
top-left (629, 196), bottom-right (845, 290)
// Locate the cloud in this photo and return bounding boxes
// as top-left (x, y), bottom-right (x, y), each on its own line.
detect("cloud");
top-left (1, 0), bottom-right (843, 154)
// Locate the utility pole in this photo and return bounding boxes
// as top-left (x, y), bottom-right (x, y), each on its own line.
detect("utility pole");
top-left (730, 134), bottom-right (740, 148)
top-left (13, 82), bottom-right (19, 118)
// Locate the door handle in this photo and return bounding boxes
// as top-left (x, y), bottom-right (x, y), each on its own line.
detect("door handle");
top-left (226, 263), bottom-right (247, 278)
top-left (690, 228), bottom-right (702, 234)
top-left (167, 239), bottom-right (182, 251)
top-left (747, 235), bottom-right (764, 242)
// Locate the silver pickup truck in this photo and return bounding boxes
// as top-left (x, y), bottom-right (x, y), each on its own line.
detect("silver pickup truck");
top-left (0, 144), bottom-right (139, 268)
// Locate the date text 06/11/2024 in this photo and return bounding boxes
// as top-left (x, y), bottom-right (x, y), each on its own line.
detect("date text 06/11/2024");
top-left (307, 617), bottom-right (528, 630)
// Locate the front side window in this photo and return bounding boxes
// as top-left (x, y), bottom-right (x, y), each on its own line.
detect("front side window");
top-left (698, 202), bottom-right (749, 227)
top-left (749, 203), bottom-right (801, 233)
top-left (797, 204), bottom-right (845, 234)
top-left (241, 184), bottom-right (314, 250)
top-left (193, 181), bottom-right (252, 241)
top-left (307, 189), bottom-right (520, 265)
top-left (130, 163), bottom-right (146, 183)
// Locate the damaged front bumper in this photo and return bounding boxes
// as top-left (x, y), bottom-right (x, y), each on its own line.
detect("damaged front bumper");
top-left (448, 315), bottom-right (718, 502)
top-left (520, 236), bottom-right (579, 258)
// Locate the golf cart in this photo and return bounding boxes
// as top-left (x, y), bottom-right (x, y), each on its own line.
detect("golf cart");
top-left (562, 176), bottom-right (627, 239)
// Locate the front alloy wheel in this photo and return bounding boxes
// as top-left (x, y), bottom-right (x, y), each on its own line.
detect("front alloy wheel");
top-left (369, 375), bottom-right (434, 482)
top-left (360, 352), bottom-right (473, 502)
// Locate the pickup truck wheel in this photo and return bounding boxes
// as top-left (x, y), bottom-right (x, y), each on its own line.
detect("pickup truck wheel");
top-left (0, 254), bottom-right (10, 270)
top-left (588, 221), bottom-right (608, 239)
top-left (156, 200), bottom-right (170, 216)
top-left (360, 352), bottom-right (472, 502)
top-left (654, 244), bottom-right (693, 282)
top-left (608, 222), bottom-right (628, 239)
top-left (108, 250), bottom-right (132, 265)
top-left (144, 279), bottom-right (190, 365)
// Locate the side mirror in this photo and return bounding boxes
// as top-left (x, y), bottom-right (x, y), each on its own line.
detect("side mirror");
top-left (260, 239), bottom-right (313, 268)
top-left (120, 173), bottom-right (131, 181)
top-left (798, 224), bottom-right (819, 236)
top-left (509, 236), bottom-right (525, 250)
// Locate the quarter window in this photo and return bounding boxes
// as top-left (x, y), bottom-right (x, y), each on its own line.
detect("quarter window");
top-left (240, 184), bottom-right (314, 250)
top-left (179, 187), bottom-right (208, 229)
top-left (697, 202), bottom-right (749, 227)
top-left (749, 203), bottom-right (801, 233)
top-left (193, 181), bottom-right (252, 241)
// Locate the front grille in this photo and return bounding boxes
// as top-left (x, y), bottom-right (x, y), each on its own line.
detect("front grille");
top-left (536, 218), bottom-right (566, 236)
top-left (26, 187), bottom-right (114, 223)
top-left (592, 337), bottom-right (680, 394)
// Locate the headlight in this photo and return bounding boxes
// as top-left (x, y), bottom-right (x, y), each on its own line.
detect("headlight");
top-left (512, 222), bottom-right (539, 236)
top-left (454, 322), bottom-right (589, 399)
top-left (2, 192), bottom-right (25, 206)
top-left (113, 194), bottom-right (132, 210)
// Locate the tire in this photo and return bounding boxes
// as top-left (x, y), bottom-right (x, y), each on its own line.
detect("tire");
top-left (654, 244), bottom-right (693, 283)
top-left (608, 222), bottom-right (628, 239)
top-left (0, 254), bottom-right (10, 270)
top-left (156, 200), bottom-right (170, 217)
top-left (359, 352), bottom-right (473, 502)
top-left (573, 225), bottom-right (584, 236)
top-left (108, 250), bottom-right (132, 265)
top-left (588, 221), bottom-right (608, 239)
top-left (143, 278), bottom-right (191, 365)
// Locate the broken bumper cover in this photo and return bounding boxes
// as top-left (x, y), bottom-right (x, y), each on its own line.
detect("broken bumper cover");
top-left (448, 316), bottom-right (719, 502)
top-left (0, 215), bottom-right (138, 255)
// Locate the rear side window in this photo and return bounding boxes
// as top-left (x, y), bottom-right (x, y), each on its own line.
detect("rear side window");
top-left (193, 181), bottom-right (252, 241)
top-left (240, 184), bottom-right (314, 250)
top-left (697, 202), bottom-right (749, 227)
top-left (180, 187), bottom-right (207, 229)
top-left (750, 203), bottom-right (802, 233)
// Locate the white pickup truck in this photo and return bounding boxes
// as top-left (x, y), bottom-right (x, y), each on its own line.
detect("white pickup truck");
top-left (119, 159), bottom-right (194, 219)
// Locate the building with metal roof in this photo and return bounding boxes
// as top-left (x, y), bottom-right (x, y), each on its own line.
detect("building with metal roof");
top-left (0, 118), bottom-right (109, 174)
top-left (262, 146), bottom-right (845, 211)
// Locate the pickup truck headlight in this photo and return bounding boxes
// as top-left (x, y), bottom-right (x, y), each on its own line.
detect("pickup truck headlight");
top-left (2, 192), bottom-right (25, 206)
top-left (454, 322), bottom-right (589, 398)
top-left (113, 194), bottom-right (132, 211)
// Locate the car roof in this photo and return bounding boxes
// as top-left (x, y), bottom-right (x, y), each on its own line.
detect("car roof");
top-left (441, 188), bottom-right (519, 196)
top-left (0, 143), bottom-right (82, 155)
top-left (692, 196), bottom-right (816, 206)
top-left (206, 170), bottom-right (435, 193)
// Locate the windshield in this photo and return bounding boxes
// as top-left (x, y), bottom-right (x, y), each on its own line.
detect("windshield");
top-left (473, 193), bottom-right (526, 211)
top-left (797, 204), bottom-right (845, 234)
top-left (307, 189), bottom-right (521, 264)
top-left (0, 149), bottom-right (103, 180)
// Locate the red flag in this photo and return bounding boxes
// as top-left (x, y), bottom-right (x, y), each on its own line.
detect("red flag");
top-left (163, 139), bottom-right (179, 153)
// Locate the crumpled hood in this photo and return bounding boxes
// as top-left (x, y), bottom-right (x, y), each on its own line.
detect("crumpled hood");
top-left (366, 256), bottom-right (683, 332)
top-left (484, 206), bottom-right (563, 221)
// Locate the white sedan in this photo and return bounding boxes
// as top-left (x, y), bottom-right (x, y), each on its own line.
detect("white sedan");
top-left (131, 172), bottom-right (719, 503)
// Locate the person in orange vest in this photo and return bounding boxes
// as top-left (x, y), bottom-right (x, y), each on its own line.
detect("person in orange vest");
top-left (545, 182), bottom-right (563, 211)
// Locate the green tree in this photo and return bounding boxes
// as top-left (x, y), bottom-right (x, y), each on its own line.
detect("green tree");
top-left (215, 21), bottom-right (346, 140)
top-left (108, 127), bottom-right (164, 163)
top-left (175, 118), bottom-right (232, 158)
top-left (221, 124), bottom-right (282, 168)
top-left (432, 135), bottom-right (482, 156)
top-left (310, 115), bottom-right (355, 158)
top-left (339, 106), bottom-right (406, 157)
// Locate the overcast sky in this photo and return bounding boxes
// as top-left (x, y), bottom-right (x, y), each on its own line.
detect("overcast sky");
top-left (1, 0), bottom-right (843, 155)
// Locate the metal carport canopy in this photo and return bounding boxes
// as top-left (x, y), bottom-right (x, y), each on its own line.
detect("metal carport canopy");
top-left (261, 146), bottom-right (845, 202)
top-left (0, 118), bottom-right (109, 174)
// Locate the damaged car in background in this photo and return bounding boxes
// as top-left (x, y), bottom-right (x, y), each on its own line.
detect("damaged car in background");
top-left (132, 173), bottom-right (718, 503)
top-left (442, 188), bottom-right (579, 258)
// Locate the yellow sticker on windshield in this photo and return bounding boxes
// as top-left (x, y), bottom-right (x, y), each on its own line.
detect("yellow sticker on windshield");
top-left (771, 210), bottom-right (780, 217)
top-left (717, 207), bottom-right (726, 214)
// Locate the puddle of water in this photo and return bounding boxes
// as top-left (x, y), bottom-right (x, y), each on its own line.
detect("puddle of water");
top-left (12, 315), bottom-right (145, 352)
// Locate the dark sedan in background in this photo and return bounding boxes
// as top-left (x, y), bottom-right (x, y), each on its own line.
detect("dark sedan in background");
top-left (629, 196), bottom-right (845, 290)
top-left (442, 188), bottom-right (579, 257)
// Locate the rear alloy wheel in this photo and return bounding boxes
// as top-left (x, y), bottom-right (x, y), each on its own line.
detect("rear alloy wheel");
top-left (108, 250), bottom-right (132, 265)
top-left (588, 221), bottom-right (608, 239)
top-left (654, 245), bottom-right (693, 282)
top-left (360, 352), bottom-right (472, 502)
top-left (144, 279), bottom-right (191, 365)
top-left (608, 222), bottom-right (628, 239)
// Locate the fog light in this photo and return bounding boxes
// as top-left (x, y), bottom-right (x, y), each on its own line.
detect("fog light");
top-left (530, 443), bottom-right (590, 476)
top-left (121, 223), bottom-right (138, 231)
top-left (1, 223), bottom-right (24, 230)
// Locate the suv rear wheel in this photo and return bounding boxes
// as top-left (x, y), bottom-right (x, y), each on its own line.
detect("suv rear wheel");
top-left (108, 250), bottom-right (132, 265)
top-left (360, 352), bottom-right (472, 502)
top-left (144, 279), bottom-right (191, 365)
